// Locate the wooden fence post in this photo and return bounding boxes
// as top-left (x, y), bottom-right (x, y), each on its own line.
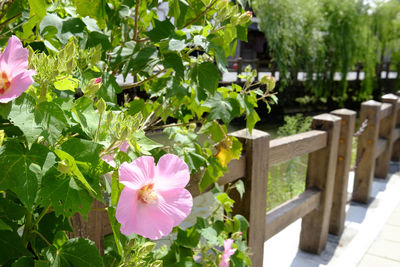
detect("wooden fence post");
top-left (69, 199), bottom-right (106, 253)
top-left (375, 94), bottom-right (399, 178)
top-left (352, 100), bottom-right (382, 203)
top-left (392, 91), bottom-right (400, 161)
top-left (329, 109), bottom-right (356, 235)
top-left (299, 114), bottom-right (341, 254)
top-left (229, 129), bottom-right (269, 266)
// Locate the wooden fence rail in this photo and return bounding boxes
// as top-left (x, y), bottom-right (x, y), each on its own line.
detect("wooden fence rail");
top-left (70, 93), bottom-right (400, 266)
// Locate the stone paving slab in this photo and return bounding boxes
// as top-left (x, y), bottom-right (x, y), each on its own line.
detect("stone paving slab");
top-left (263, 162), bottom-right (400, 267)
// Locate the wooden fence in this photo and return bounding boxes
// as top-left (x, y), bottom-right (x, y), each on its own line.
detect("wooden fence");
top-left (224, 57), bottom-right (400, 83)
top-left (70, 93), bottom-right (400, 266)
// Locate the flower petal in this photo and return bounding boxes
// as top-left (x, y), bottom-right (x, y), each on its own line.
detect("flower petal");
top-left (0, 70), bottom-right (35, 103)
top-left (101, 154), bottom-right (116, 168)
top-left (0, 36), bottom-right (29, 77)
top-left (157, 188), bottom-right (193, 226)
top-left (154, 154), bottom-right (190, 191)
top-left (132, 202), bottom-right (175, 240)
top-left (116, 188), bottom-right (139, 235)
top-left (119, 141), bottom-right (129, 153)
top-left (118, 156), bottom-right (155, 189)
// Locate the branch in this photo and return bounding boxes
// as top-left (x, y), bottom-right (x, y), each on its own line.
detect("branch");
top-left (120, 69), bottom-right (166, 91)
top-left (182, 0), bottom-right (218, 28)
top-left (133, 0), bottom-right (140, 41)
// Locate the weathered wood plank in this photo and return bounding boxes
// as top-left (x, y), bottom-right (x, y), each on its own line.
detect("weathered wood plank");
top-left (269, 130), bottom-right (327, 166)
top-left (393, 128), bottom-right (400, 142)
top-left (374, 138), bottom-right (388, 159)
top-left (329, 109), bottom-right (356, 235)
top-left (353, 100), bottom-right (382, 203)
top-left (299, 113), bottom-right (341, 254)
top-left (229, 129), bottom-right (270, 266)
top-left (218, 156), bottom-right (246, 185)
top-left (265, 189), bottom-right (321, 241)
top-left (392, 93), bottom-right (400, 160)
top-left (376, 94), bottom-right (399, 178)
top-left (380, 103), bottom-right (392, 119)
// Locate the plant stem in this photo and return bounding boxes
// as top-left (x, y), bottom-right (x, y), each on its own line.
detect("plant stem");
top-left (22, 211), bottom-right (33, 247)
top-left (133, 0), bottom-right (140, 41)
top-left (182, 0), bottom-right (218, 28)
top-left (33, 205), bottom-right (51, 228)
top-left (32, 230), bottom-right (52, 247)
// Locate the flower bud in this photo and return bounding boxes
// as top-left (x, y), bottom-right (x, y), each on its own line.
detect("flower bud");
top-left (57, 159), bottom-right (71, 174)
top-left (260, 74), bottom-right (276, 90)
top-left (96, 98), bottom-right (106, 114)
top-left (238, 11), bottom-right (252, 25)
top-left (82, 77), bottom-right (102, 96)
top-left (231, 231), bottom-right (243, 240)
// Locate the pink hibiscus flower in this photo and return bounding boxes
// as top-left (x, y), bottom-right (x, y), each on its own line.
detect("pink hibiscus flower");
top-left (116, 154), bottom-right (193, 240)
top-left (0, 36), bottom-right (35, 103)
top-left (219, 239), bottom-right (237, 267)
top-left (102, 141), bottom-right (130, 168)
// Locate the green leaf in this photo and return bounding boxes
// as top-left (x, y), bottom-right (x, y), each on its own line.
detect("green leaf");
top-left (28, 0), bottom-right (49, 19)
top-left (0, 142), bottom-right (54, 211)
top-left (131, 47), bottom-right (159, 73)
top-left (203, 94), bottom-right (240, 124)
top-left (72, 97), bottom-right (100, 138)
top-left (0, 219), bottom-right (12, 231)
top-left (74, 0), bottom-right (106, 29)
top-left (246, 109), bottom-right (260, 133)
top-left (163, 52), bottom-right (185, 79)
top-left (145, 20), bottom-right (175, 42)
top-left (60, 138), bottom-right (103, 165)
top-left (199, 227), bottom-right (218, 246)
top-left (215, 192), bottom-right (234, 213)
top-left (35, 102), bottom-right (69, 145)
top-left (192, 62), bottom-right (220, 95)
top-left (0, 230), bottom-right (32, 265)
top-left (54, 149), bottom-right (95, 194)
top-left (12, 256), bottom-right (34, 267)
top-left (0, 198), bottom-right (26, 221)
top-left (39, 168), bottom-right (93, 218)
top-left (8, 94), bottom-right (42, 146)
top-left (168, 38), bottom-right (186, 51)
top-left (54, 76), bottom-right (80, 92)
top-left (176, 227), bottom-right (201, 248)
top-left (47, 238), bottom-right (104, 267)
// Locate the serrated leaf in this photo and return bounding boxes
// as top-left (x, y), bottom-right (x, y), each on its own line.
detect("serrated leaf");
top-left (215, 192), bottom-right (234, 213)
top-left (0, 230), bottom-right (32, 265)
top-left (39, 168), bottom-right (93, 218)
top-left (168, 38), bottom-right (186, 51)
top-left (54, 149), bottom-right (95, 193)
top-left (192, 62), bottom-right (220, 95)
top-left (0, 218), bottom-right (12, 231)
top-left (163, 52), bottom-right (185, 79)
top-left (46, 238), bottom-right (103, 267)
top-left (176, 227), bottom-right (201, 248)
top-left (60, 138), bottom-right (102, 165)
top-left (145, 20), bottom-right (175, 42)
top-left (203, 94), bottom-right (240, 124)
top-left (0, 142), bottom-right (54, 211)
top-left (35, 101), bottom-right (69, 145)
top-left (8, 94), bottom-right (42, 146)
top-left (72, 97), bottom-right (100, 138)
top-left (54, 75), bottom-right (79, 92)
top-left (199, 227), bottom-right (218, 246)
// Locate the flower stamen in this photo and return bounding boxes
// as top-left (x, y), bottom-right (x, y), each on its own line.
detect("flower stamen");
top-left (138, 183), bottom-right (158, 204)
top-left (0, 71), bottom-right (11, 95)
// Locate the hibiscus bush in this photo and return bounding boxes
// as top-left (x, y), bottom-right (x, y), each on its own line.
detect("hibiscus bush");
top-left (0, 1), bottom-right (276, 266)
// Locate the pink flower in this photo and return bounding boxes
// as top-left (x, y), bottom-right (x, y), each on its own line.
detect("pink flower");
top-left (102, 141), bottom-right (130, 168)
top-left (0, 36), bottom-right (35, 103)
top-left (116, 154), bottom-right (193, 240)
top-left (219, 239), bottom-right (237, 267)
top-left (94, 77), bottom-right (102, 84)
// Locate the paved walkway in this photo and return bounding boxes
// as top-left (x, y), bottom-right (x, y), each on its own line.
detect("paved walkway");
top-left (358, 202), bottom-right (400, 267)
top-left (263, 162), bottom-right (400, 267)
